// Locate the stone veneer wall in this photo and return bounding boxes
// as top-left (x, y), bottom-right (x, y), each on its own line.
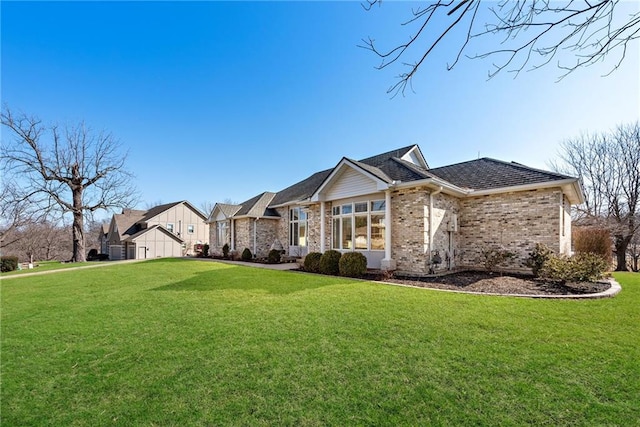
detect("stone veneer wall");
top-left (274, 207), bottom-right (290, 254)
top-left (233, 218), bottom-right (279, 258)
top-left (458, 188), bottom-right (564, 271)
top-left (234, 218), bottom-right (252, 256)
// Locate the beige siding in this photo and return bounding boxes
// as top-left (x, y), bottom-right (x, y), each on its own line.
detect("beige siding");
top-left (326, 167), bottom-right (379, 200)
top-left (132, 228), bottom-right (183, 258)
top-left (146, 203), bottom-right (209, 256)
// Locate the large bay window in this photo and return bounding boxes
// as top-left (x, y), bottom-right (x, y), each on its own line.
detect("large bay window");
top-left (289, 207), bottom-right (307, 247)
top-left (332, 200), bottom-right (385, 251)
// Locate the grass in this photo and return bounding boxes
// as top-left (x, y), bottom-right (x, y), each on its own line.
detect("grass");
top-left (1, 258), bottom-right (638, 426)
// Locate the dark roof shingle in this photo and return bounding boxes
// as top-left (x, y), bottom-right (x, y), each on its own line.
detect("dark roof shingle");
top-left (429, 158), bottom-right (574, 190)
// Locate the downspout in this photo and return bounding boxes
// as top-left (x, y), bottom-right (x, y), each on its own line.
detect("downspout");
top-left (230, 219), bottom-right (235, 251)
top-left (384, 189), bottom-right (392, 262)
top-left (429, 186), bottom-right (443, 263)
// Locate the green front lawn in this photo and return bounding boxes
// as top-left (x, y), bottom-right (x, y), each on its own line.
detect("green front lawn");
top-left (1, 259), bottom-right (638, 425)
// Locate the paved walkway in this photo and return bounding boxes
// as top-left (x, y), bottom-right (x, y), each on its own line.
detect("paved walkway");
top-left (184, 257), bottom-right (301, 271)
top-left (1, 257), bottom-right (299, 280)
top-left (1, 259), bottom-right (147, 280)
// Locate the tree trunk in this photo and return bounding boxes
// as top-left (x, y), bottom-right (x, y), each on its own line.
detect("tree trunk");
top-left (71, 187), bottom-right (86, 262)
top-left (614, 235), bottom-right (630, 271)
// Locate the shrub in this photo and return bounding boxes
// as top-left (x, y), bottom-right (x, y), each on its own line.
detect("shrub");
top-left (480, 246), bottom-right (515, 272)
top-left (539, 253), bottom-right (608, 283)
top-left (524, 243), bottom-right (554, 277)
top-left (241, 248), bottom-right (252, 261)
top-left (303, 252), bottom-right (322, 273)
top-left (222, 243), bottom-right (230, 259)
top-left (319, 250), bottom-right (342, 276)
top-left (202, 244), bottom-right (210, 258)
top-left (339, 252), bottom-right (367, 278)
top-left (573, 226), bottom-right (612, 261)
top-left (1, 256), bottom-right (19, 272)
top-left (267, 249), bottom-right (281, 264)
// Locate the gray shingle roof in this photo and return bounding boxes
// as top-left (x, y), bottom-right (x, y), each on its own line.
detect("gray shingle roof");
top-left (219, 145), bottom-right (579, 213)
top-left (215, 203), bottom-right (242, 218)
top-left (270, 169), bottom-right (332, 206)
top-left (236, 192), bottom-right (279, 217)
top-left (114, 209), bottom-right (146, 240)
top-left (270, 145), bottom-right (427, 206)
top-left (428, 158), bottom-right (575, 191)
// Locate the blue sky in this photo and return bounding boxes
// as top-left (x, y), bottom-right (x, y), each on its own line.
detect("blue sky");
top-left (2, 1), bottom-right (638, 218)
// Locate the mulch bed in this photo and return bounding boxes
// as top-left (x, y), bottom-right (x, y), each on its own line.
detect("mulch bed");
top-left (367, 271), bottom-right (611, 296)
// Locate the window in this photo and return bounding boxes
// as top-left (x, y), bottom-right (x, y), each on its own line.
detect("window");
top-left (289, 207), bottom-right (308, 247)
top-left (332, 200), bottom-right (385, 251)
top-left (166, 223), bottom-right (174, 233)
top-left (187, 224), bottom-right (195, 234)
top-left (216, 222), bottom-right (227, 246)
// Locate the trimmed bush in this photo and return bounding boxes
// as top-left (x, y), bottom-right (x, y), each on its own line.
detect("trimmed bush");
top-left (241, 248), bottom-right (252, 261)
top-left (1, 256), bottom-right (19, 272)
top-left (267, 249), bottom-right (281, 264)
top-left (540, 253), bottom-right (608, 283)
top-left (339, 252), bottom-right (367, 278)
top-left (480, 246), bottom-right (515, 272)
top-left (222, 243), bottom-right (230, 259)
top-left (525, 243), bottom-right (554, 277)
top-left (202, 244), bottom-right (210, 258)
top-left (303, 252), bottom-right (322, 273)
top-left (319, 250), bottom-right (342, 276)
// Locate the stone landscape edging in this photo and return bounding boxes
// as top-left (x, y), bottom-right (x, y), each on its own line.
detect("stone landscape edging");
top-left (373, 277), bottom-right (622, 299)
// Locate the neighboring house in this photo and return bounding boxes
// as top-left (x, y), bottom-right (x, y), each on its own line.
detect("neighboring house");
top-left (98, 223), bottom-right (109, 255)
top-left (207, 145), bottom-right (584, 274)
top-left (106, 201), bottom-right (208, 260)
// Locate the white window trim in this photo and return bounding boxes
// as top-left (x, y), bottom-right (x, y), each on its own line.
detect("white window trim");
top-left (289, 207), bottom-right (308, 247)
top-left (332, 199), bottom-right (385, 252)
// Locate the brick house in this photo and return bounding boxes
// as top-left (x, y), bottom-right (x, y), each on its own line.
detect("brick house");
top-left (106, 201), bottom-right (208, 260)
top-left (207, 145), bottom-right (584, 274)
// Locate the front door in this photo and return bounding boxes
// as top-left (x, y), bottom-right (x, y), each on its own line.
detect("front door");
top-left (138, 246), bottom-right (147, 259)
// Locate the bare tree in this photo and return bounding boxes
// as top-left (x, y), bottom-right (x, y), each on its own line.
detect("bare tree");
top-left (361, 1), bottom-right (640, 95)
top-left (553, 122), bottom-right (640, 271)
top-left (0, 178), bottom-right (50, 249)
top-left (1, 107), bottom-right (138, 262)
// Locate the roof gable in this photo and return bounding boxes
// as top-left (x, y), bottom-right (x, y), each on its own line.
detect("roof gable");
top-left (207, 203), bottom-right (242, 222)
top-left (311, 158), bottom-right (392, 202)
top-left (235, 192), bottom-right (279, 218)
top-left (143, 200), bottom-right (207, 223)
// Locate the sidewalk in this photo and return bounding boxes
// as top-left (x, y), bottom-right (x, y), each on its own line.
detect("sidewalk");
top-left (1, 259), bottom-right (147, 280)
top-left (184, 257), bottom-right (301, 271)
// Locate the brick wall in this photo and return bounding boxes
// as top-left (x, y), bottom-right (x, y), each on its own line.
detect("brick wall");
top-left (458, 188), bottom-right (564, 271)
top-left (390, 187), bottom-right (429, 273)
